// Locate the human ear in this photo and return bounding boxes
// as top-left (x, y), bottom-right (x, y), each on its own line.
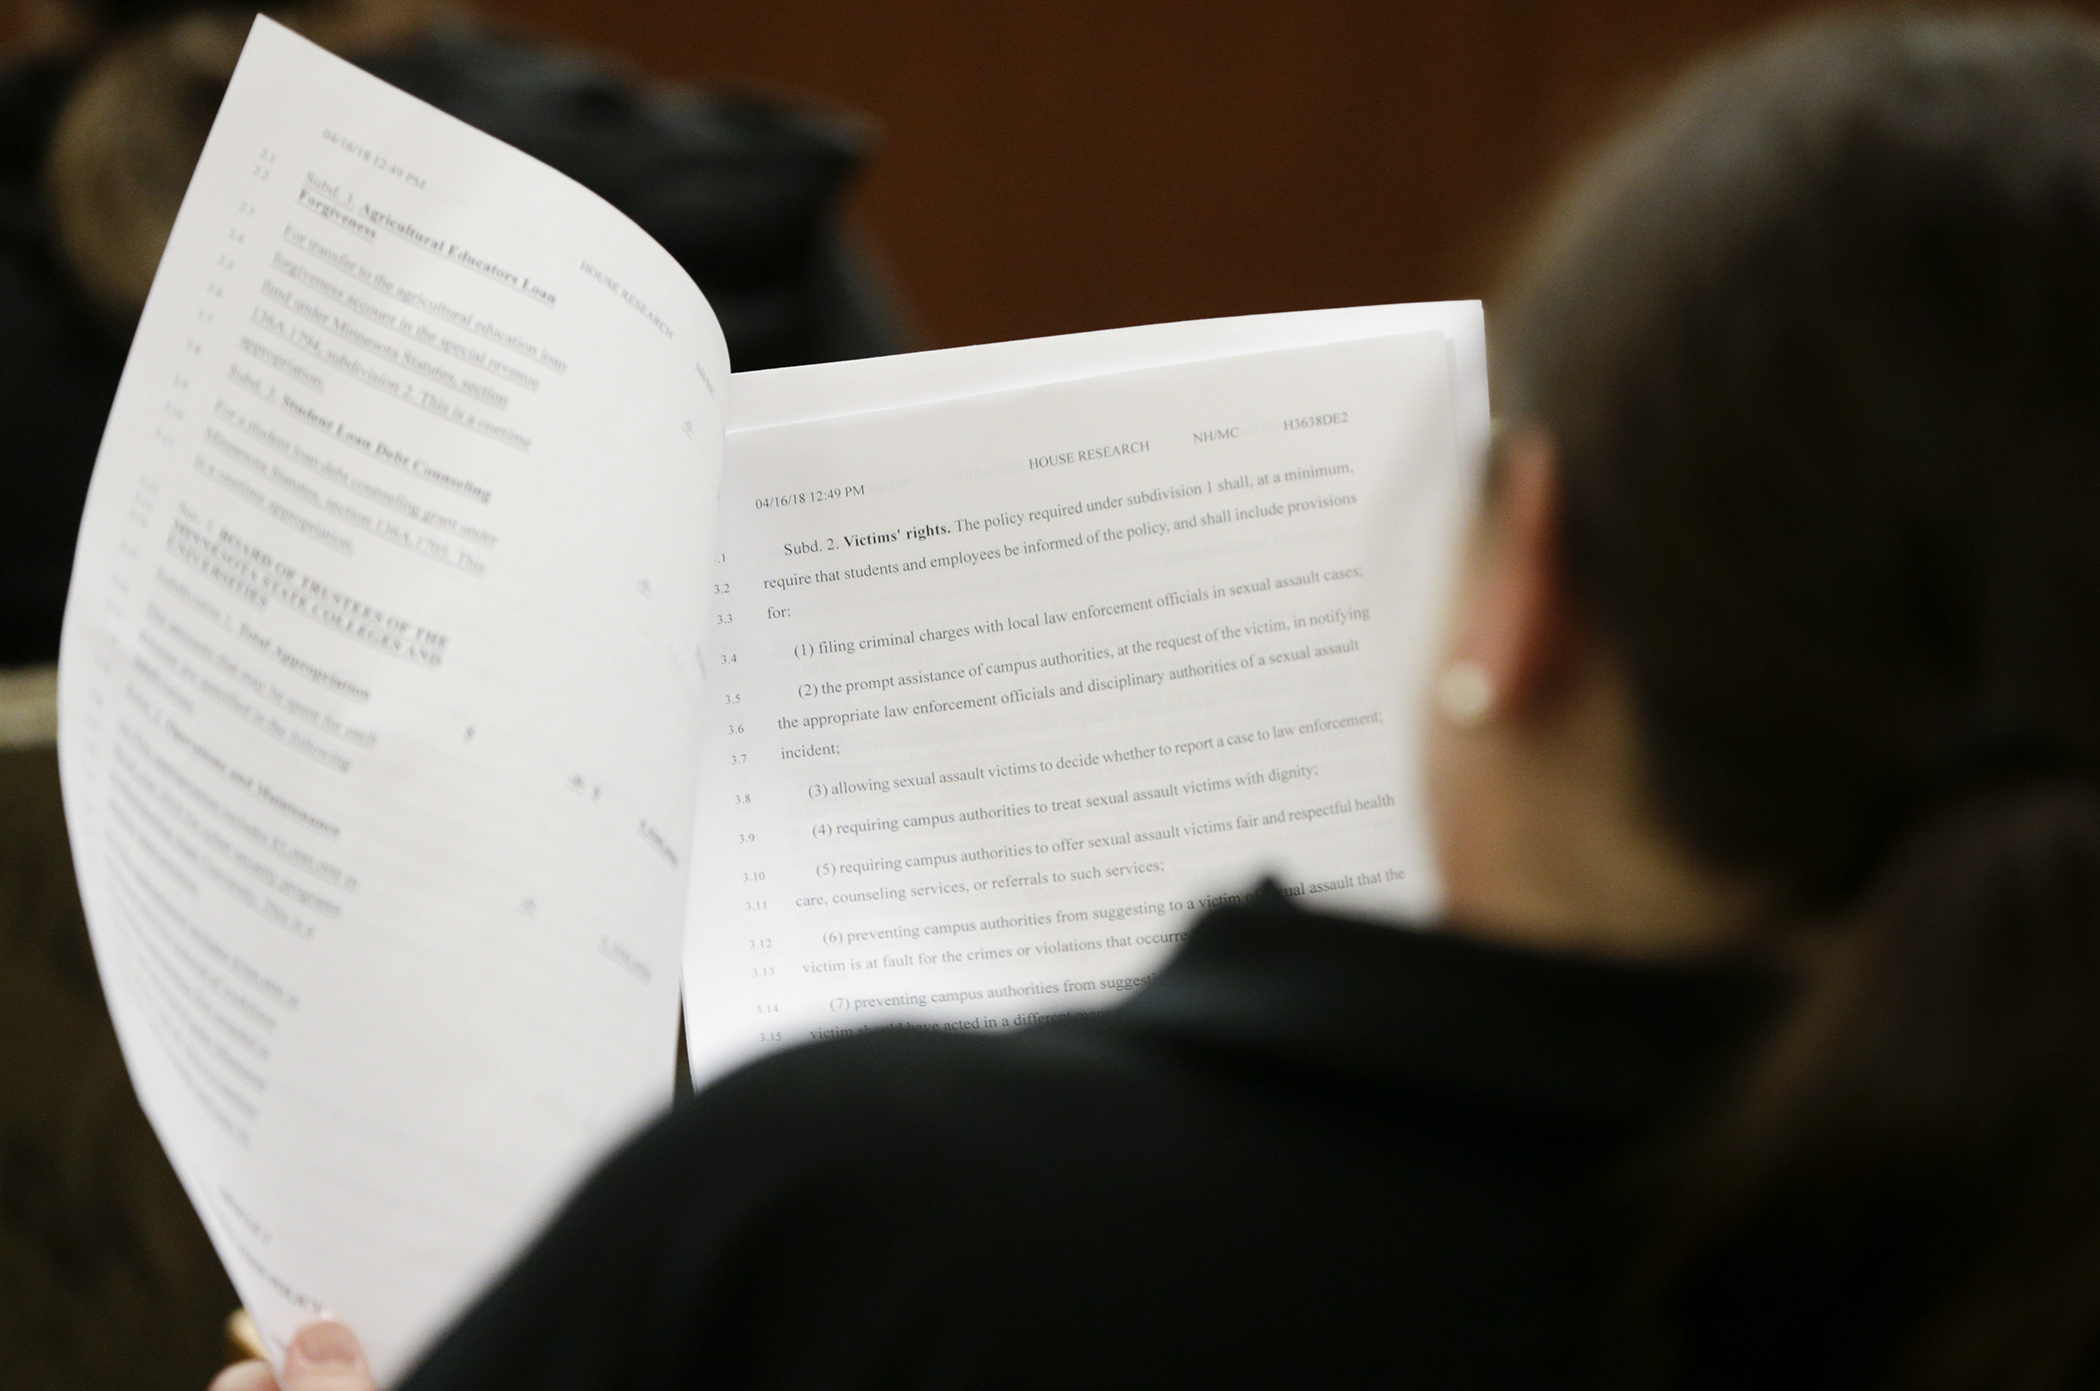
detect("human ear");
top-left (1437, 427), bottom-right (1577, 727)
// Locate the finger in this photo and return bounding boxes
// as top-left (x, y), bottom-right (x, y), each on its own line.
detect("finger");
top-left (227, 1309), bottom-right (269, 1363)
top-left (280, 1320), bottom-right (377, 1391)
top-left (208, 1360), bottom-right (278, 1391)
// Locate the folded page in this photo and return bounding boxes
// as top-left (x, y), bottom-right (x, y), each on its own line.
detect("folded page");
top-left (57, 20), bottom-right (724, 1380)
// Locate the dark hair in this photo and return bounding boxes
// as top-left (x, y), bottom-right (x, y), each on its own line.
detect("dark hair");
top-left (1496, 11), bottom-right (2100, 1388)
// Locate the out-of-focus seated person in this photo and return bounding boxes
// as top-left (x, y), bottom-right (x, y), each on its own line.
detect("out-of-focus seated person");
top-left (0, 0), bottom-right (905, 666)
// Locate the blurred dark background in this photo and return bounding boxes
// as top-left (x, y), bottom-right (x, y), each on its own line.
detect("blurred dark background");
top-left (457, 0), bottom-right (1961, 347)
top-left (19, 0), bottom-right (2100, 348)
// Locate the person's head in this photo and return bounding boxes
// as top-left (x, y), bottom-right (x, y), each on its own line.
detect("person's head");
top-left (27, 0), bottom-right (427, 324)
top-left (1426, 9), bottom-right (2100, 1386)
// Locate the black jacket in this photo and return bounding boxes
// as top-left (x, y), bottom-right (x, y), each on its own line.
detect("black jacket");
top-left (0, 25), bottom-right (900, 665)
top-left (399, 887), bottom-right (1777, 1389)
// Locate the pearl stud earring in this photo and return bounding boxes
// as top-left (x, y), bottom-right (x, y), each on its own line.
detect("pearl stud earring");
top-left (1436, 660), bottom-right (1496, 728)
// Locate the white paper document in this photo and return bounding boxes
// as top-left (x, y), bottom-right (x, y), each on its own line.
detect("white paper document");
top-left (57, 19), bottom-right (1486, 1383)
top-left (59, 19), bottom-right (721, 1378)
top-left (684, 332), bottom-right (1469, 1083)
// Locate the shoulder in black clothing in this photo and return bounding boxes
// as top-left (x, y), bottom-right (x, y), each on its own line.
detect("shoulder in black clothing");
top-left (0, 56), bottom-right (128, 668)
top-left (400, 888), bottom-right (1779, 1390)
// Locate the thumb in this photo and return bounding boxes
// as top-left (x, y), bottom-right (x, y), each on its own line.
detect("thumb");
top-left (280, 1320), bottom-right (377, 1391)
